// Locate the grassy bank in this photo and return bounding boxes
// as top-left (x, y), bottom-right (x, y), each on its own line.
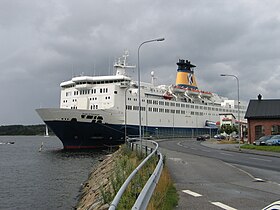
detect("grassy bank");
top-left (101, 145), bottom-right (178, 209)
top-left (241, 144), bottom-right (280, 152)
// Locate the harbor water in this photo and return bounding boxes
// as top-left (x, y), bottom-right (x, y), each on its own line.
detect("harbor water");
top-left (0, 136), bottom-right (104, 210)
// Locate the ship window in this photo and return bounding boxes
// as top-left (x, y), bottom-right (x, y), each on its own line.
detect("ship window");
top-left (181, 104), bottom-right (185, 108)
top-left (165, 109), bottom-right (170, 113)
top-left (148, 107), bottom-right (152, 111)
top-left (171, 109), bottom-right (175, 113)
top-left (191, 111), bottom-right (194, 115)
top-left (147, 100), bottom-right (152, 104)
top-left (181, 110), bottom-right (185, 114)
top-left (191, 105), bottom-right (194, 108)
top-left (186, 104), bottom-right (190, 108)
top-left (176, 103), bottom-right (180, 107)
top-left (133, 106), bottom-right (139, 110)
top-left (159, 101), bottom-right (164, 105)
top-left (176, 110), bottom-right (180, 114)
top-left (159, 108), bottom-right (164, 112)
top-left (81, 115), bottom-right (85, 119)
top-left (141, 107), bottom-right (145, 111)
top-left (170, 103), bottom-right (175, 106)
top-left (86, 115), bottom-right (93, 119)
top-left (100, 88), bottom-right (102, 93)
top-left (153, 100), bottom-right (158, 105)
top-left (195, 106), bottom-right (199, 109)
top-left (114, 91), bottom-right (117, 94)
top-left (165, 102), bottom-right (169, 106)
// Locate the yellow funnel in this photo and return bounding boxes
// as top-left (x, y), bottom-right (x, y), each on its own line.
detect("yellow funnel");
top-left (175, 59), bottom-right (198, 89)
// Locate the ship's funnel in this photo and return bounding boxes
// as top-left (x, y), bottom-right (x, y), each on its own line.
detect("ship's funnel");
top-left (175, 59), bottom-right (198, 89)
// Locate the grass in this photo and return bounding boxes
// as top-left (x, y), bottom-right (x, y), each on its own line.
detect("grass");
top-left (100, 144), bottom-right (178, 209)
top-left (216, 139), bottom-right (239, 144)
top-left (147, 165), bottom-right (178, 210)
top-left (241, 144), bottom-right (280, 152)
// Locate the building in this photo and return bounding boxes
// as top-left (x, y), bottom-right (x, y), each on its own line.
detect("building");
top-left (219, 113), bottom-right (236, 126)
top-left (245, 94), bottom-right (280, 143)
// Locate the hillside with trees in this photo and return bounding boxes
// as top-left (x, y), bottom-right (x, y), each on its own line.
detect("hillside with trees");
top-left (0, 124), bottom-right (53, 136)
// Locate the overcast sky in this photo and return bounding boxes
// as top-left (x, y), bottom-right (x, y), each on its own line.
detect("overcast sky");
top-left (1, 0), bottom-right (280, 125)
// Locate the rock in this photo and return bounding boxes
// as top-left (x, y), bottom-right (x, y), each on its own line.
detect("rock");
top-left (75, 149), bottom-right (122, 210)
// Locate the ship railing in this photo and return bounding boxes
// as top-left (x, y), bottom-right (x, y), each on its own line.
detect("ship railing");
top-left (108, 138), bottom-right (164, 210)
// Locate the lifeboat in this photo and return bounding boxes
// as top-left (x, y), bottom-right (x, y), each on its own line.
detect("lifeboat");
top-left (186, 88), bottom-right (200, 95)
top-left (172, 85), bottom-right (186, 93)
top-left (200, 90), bottom-right (212, 98)
top-left (163, 92), bottom-right (173, 100)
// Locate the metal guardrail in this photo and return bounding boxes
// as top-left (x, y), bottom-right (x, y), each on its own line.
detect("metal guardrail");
top-left (108, 138), bottom-right (164, 210)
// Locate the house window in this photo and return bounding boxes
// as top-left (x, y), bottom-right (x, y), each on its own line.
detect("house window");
top-left (255, 125), bottom-right (264, 140)
top-left (271, 125), bottom-right (280, 135)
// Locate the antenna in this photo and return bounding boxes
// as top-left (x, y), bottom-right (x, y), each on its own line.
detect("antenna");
top-left (151, 71), bottom-right (157, 86)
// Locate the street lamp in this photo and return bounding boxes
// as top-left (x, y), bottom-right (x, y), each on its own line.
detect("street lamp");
top-left (137, 38), bottom-right (165, 149)
top-left (220, 74), bottom-right (241, 151)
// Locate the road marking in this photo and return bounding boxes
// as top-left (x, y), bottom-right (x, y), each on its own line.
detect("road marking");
top-left (220, 152), bottom-right (233, 156)
top-left (182, 190), bottom-right (202, 197)
top-left (211, 202), bottom-right (237, 210)
top-left (249, 157), bottom-right (271, 162)
top-left (190, 147), bottom-right (197, 150)
top-left (177, 141), bottom-right (188, 148)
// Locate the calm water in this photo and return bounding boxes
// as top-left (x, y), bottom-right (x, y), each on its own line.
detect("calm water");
top-left (0, 136), bottom-right (104, 210)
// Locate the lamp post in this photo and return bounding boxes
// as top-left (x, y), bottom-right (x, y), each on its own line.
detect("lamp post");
top-left (220, 74), bottom-right (241, 151)
top-left (137, 38), bottom-right (165, 149)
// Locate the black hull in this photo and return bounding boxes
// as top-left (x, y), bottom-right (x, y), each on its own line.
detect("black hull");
top-left (45, 121), bottom-right (138, 149)
top-left (45, 120), bottom-right (217, 149)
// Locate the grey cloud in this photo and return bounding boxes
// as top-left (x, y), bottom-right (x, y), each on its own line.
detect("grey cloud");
top-left (0, 0), bottom-right (280, 124)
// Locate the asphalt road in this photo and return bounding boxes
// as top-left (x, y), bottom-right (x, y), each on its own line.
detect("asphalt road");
top-left (158, 139), bottom-right (280, 210)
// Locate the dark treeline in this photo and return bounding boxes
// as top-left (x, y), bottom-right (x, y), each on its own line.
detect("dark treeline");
top-left (0, 124), bottom-right (53, 136)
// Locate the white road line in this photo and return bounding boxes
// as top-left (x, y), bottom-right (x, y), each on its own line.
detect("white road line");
top-left (190, 147), bottom-right (197, 150)
top-left (211, 202), bottom-right (237, 210)
top-left (182, 190), bottom-right (202, 197)
top-left (220, 152), bottom-right (233, 156)
top-left (249, 157), bottom-right (272, 162)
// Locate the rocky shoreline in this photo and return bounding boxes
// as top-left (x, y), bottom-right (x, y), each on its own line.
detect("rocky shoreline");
top-left (76, 149), bottom-right (121, 210)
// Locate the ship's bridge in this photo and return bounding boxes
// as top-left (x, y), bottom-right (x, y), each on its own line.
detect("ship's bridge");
top-left (60, 75), bottom-right (131, 89)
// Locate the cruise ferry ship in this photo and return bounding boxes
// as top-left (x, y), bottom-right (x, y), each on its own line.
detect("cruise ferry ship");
top-left (36, 52), bottom-right (247, 149)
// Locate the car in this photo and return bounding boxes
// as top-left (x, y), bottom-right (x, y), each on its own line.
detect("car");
top-left (253, 135), bottom-right (273, 146)
top-left (196, 135), bottom-right (206, 141)
top-left (214, 134), bottom-right (226, 140)
top-left (266, 135), bottom-right (280, 146)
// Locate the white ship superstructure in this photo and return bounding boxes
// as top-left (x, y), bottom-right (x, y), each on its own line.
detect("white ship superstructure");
top-left (36, 52), bottom-right (247, 149)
